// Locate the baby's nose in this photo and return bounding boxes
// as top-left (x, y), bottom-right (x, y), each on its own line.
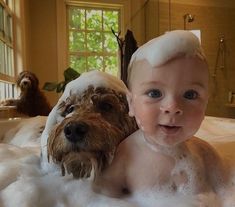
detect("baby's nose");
top-left (160, 101), bottom-right (183, 115)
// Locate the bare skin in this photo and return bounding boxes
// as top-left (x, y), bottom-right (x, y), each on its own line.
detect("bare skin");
top-left (94, 130), bottom-right (228, 198)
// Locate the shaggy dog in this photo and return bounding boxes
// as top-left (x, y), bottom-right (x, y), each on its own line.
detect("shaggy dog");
top-left (41, 70), bottom-right (138, 179)
top-left (0, 71), bottom-right (51, 116)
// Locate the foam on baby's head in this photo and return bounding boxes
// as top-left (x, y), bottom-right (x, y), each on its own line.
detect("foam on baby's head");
top-left (127, 30), bottom-right (206, 85)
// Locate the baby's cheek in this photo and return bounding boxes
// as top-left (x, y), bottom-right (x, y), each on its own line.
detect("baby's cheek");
top-left (185, 111), bottom-right (204, 135)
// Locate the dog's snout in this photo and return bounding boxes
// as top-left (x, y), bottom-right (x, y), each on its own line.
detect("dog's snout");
top-left (22, 81), bottom-right (28, 85)
top-left (64, 121), bottom-right (89, 143)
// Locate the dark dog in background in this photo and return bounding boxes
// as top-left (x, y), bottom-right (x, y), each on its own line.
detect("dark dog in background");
top-left (0, 71), bottom-right (51, 116)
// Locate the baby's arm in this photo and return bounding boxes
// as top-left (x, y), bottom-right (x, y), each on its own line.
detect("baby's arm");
top-left (93, 144), bottom-right (129, 198)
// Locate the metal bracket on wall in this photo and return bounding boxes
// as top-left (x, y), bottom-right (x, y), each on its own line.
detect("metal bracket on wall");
top-left (213, 36), bottom-right (226, 78)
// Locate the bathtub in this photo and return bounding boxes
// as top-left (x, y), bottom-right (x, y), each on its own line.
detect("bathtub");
top-left (0, 116), bottom-right (235, 207)
top-left (0, 118), bottom-right (23, 140)
top-left (0, 106), bottom-right (28, 140)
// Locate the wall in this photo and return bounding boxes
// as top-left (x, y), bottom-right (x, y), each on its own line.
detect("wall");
top-left (129, 0), bottom-right (159, 45)
top-left (23, 0), bottom-right (59, 106)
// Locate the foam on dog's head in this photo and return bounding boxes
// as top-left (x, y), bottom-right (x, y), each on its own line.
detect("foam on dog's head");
top-left (127, 30), bottom-right (206, 84)
top-left (45, 70), bottom-right (127, 128)
top-left (62, 70), bottom-right (127, 100)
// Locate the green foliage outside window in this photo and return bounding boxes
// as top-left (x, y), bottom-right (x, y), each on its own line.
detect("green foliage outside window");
top-left (68, 6), bottom-right (120, 76)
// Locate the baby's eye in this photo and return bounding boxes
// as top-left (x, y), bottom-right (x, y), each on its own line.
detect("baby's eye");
top-left (147, 89), bottom-right (162, 98)
top-left (184, 90), bottom-right (199, 100)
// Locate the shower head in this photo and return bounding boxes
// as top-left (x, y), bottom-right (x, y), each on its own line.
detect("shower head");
top-left (183, 14), bottom-right (195, 30)
top-left (183, 14), bottom-right (195, 23)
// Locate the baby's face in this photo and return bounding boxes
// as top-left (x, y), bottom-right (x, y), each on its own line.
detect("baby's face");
top-left (127, 56), bottom-right (209, 147)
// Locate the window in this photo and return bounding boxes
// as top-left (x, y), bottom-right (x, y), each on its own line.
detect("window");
top-left (0, 0), bottom-right (17, 100)
top-left (67, 5), bottom-right (120, 76)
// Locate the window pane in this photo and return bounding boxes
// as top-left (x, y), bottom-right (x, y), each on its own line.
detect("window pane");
top-left (87, 56), bottom-right (103, 71)
top-left (69, 7), bottom-right (85, 30)
top-left (7, 47), bottom-right (14, 76)
top-left (69, 31), bottom-right (85, 52)
top-left (0, 82), bottom-right (3, 100)
top-left (0, 41), bottom-right (5, 74)
top-left (86, 9), bottom-right (102, 30)
top-left (6, 13), bottom-right (13, 43)
top-left (87, 32), bottom-right (102, 52)
top-left (104, 56), bottom-right (118, 76)
top-left (67, 6), bottom-right (120, 77)
top-left (70, 55), bottom-right (86, 74)
top-left (104, 32), bottom-right (118, 52)
top-left (103, 10), bottom-right (119, 32)
top-left (0, 5), bottom-right (4, 37)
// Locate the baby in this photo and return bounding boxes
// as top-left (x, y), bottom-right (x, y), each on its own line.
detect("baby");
top-left (94, 30), bottom-right (229, 200)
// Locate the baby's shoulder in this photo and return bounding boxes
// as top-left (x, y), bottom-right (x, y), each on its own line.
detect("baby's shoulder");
top-left (187, 137), bottom-right (229, 190)
top-left (186, 137), bottom-right (223, 170)
top-left (117, 129), bottom-right (145, 155)
top-left (120, 129), bottom-right (143, 145)
top-left (187, 137), bottom-right (218, 155)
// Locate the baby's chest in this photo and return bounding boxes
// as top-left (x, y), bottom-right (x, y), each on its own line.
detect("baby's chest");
top-left (127, 154), bottom-right (208, 194)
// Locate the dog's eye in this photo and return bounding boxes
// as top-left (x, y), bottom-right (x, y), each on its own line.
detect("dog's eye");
top-left (99, 101), bottom-right (113, 112)
top-left (64, 105), bottom-right (75, 115)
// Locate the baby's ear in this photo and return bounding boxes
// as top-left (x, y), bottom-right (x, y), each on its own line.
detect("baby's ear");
top-left (126, 90), bottom-right (134, 117)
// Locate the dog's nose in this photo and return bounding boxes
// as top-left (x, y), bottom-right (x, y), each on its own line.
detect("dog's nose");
top-left (22, 81), bottom-right (28, 85)
top-left (64, 121), bottom-right (89, 143)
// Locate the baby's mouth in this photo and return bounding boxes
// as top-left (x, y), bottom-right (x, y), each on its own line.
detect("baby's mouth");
top-left (159, 124), bottom-right (181, 135)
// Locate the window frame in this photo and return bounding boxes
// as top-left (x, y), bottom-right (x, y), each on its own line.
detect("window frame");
top-left (0, 0), bottom-right (17, 100)
top-left (56, 0), bottom-right (129, 81)
top-left (67, 4), bottom-right (121, 75)
top-left (0, 0), bottom-right (16, 83)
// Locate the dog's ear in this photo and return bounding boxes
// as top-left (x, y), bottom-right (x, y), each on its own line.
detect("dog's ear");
top-left (116, 92), bottom-right (130, 114)
top-left (32, 73), bottom-right (39, 86)
top-left (126, 90), bottom-right (135, 117)
top-left (16, 71), bottom-right (26, 86)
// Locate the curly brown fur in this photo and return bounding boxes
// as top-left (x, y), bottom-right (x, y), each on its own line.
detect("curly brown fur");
top-left (47, 85), bottom-right (138, 179)
top-left (0, 71), bottom-right (51, 116)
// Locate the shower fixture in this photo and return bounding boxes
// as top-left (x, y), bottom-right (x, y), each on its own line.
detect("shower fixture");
top-left (213, 35), bottom-right (226, 78)
top-left (228, 91), bottom-right (235, 104)
top-left (183, 13), bottom-right (195, 30)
